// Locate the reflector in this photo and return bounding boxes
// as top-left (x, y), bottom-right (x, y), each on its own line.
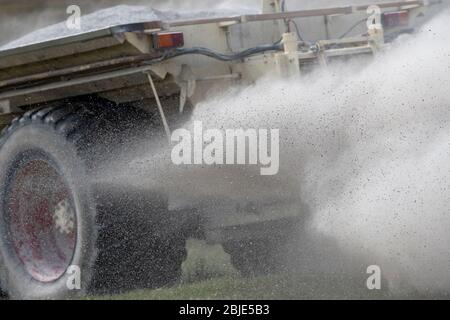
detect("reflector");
top-left (382, 11), bottom-right (410, 29)
top-left (153, 32), bottom-right (185, 49)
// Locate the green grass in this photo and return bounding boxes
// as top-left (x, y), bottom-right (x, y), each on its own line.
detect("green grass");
top-left (98, 273), bottom-right (393, 300)
top-left (181, 240), bottom-right (238, 284)
top-left (94, 240), bottom-right (395, 300)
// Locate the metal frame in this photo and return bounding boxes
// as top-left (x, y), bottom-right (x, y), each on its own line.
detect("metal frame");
top-left (167, 0), bottom-right (431, 27)
top-left (0, 0), bottom-right (438, 111)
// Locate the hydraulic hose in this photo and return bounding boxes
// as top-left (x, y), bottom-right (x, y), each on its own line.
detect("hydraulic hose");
top-left (145, 43), bottom-right (284, 64)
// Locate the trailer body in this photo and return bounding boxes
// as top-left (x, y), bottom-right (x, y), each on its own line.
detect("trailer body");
top-left (0, 0), bottom-right (445, 298)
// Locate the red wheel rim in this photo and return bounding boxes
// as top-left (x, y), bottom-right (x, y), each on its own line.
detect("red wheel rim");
top-left (7, 159), bottom-right (77, 282)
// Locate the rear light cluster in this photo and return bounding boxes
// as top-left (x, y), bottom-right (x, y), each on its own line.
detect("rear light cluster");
top-left (382, 10), bottom-right (410, 29)
top-left (152, 32), bottom-right (184, 50)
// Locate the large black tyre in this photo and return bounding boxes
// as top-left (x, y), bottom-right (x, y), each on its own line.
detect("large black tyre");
top-left (0, 100), bottom-right (186, 299)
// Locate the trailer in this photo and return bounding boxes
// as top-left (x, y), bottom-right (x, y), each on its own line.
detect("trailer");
top-left (0, 0), bottom-right (443, 299)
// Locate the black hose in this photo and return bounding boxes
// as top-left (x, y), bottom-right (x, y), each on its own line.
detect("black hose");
top-left (145, 43), bottom-right (284, 64)
top-left (288, 20), bottom-right (305, 42)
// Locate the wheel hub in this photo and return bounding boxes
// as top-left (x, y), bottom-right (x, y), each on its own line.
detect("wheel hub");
top-left (6, 159), bottom-right (77, 283)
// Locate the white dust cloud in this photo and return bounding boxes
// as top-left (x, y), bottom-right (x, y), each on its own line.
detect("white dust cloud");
top-left (186, 10), bottom-right (450, 292)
